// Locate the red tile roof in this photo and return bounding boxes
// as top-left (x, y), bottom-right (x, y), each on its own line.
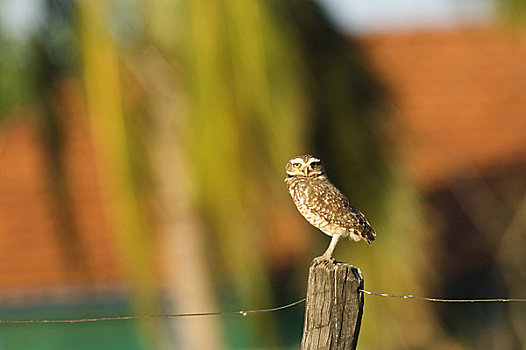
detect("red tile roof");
top-left (360, 26), bottom-right (526, 189)
top-left (0, 106), bottom-right (122, 303)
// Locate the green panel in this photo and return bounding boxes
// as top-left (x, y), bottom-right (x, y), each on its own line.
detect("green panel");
top-left (0, 302), bottom-right (144, 350)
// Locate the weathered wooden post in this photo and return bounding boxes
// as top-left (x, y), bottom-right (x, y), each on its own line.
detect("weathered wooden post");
top-left (301, 259), bottom-right (364, 350)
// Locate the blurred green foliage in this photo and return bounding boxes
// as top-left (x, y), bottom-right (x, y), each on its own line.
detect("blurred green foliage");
top-left (499, 0), bottom-right (526, 26)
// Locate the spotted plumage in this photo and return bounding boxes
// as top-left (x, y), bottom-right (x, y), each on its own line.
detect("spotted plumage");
top-left (285, 155), bottom-right (376, 260)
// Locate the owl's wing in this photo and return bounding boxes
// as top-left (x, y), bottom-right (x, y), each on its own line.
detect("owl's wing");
top-left (311, 181), bottom-right (376, 243)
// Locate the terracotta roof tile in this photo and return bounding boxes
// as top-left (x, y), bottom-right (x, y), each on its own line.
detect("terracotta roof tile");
top-left (360, 27), bottom-right (526, 189)
top-left (0, 101), bottom-right (122, 301)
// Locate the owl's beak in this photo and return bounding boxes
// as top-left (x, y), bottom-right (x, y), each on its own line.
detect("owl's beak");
top-left (304, 168), bottom-right (309, 176)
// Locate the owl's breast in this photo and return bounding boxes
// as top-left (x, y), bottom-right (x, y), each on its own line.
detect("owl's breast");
top-left (287, 177), bottom-right (344, 236)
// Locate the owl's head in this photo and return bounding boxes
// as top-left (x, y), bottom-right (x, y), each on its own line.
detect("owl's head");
top-left (286, 155), bottom-right (325, 177)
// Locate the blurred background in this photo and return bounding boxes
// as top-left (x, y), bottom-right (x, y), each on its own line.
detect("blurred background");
top-left (0, 0), bottom-right (525, 349)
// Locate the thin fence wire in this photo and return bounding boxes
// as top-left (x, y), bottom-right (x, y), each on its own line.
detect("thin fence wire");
top-left (360, 289), bottom-right (526, 303)
top-left (1, 289), bottom-right (525, 324)
top-left (0, 299), bottom-right (306, 324)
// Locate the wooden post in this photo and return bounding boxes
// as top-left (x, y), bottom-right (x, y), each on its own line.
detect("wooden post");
top-left (301, 259), bottom-right (364, 350)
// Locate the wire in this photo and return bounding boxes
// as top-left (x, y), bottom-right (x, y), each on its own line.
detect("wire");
top-left (360, 290), bottom-right (526, 303)
top-left (0, 298), bottom-right (306, 324)
top-left (2, 289), bottom-right (526, 324)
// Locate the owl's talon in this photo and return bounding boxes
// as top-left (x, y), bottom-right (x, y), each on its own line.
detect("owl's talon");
top-left (312, 255), bottom-right (334, 265)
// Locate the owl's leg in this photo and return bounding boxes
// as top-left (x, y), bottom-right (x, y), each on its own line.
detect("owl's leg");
top-left (317, 234), bottom-right (341, 261)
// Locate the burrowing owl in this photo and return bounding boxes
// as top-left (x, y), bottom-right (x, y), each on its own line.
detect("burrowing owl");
top-left (285, 155), bottom-right (376, 260)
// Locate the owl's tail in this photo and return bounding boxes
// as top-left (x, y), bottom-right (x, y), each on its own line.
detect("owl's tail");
top-left (362, 225), bottom-right (376, 245)
top-left (356, 210), bottom-right (376, 245)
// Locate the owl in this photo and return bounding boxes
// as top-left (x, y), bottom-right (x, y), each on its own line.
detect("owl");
top-left (285, 155), bottom-right (376, 260)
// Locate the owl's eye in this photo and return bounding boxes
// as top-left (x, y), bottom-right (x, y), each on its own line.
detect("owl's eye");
top-left (310, 161), bottom-right (321, 168)
top-left (292, 163), bottom-right (301, 168)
